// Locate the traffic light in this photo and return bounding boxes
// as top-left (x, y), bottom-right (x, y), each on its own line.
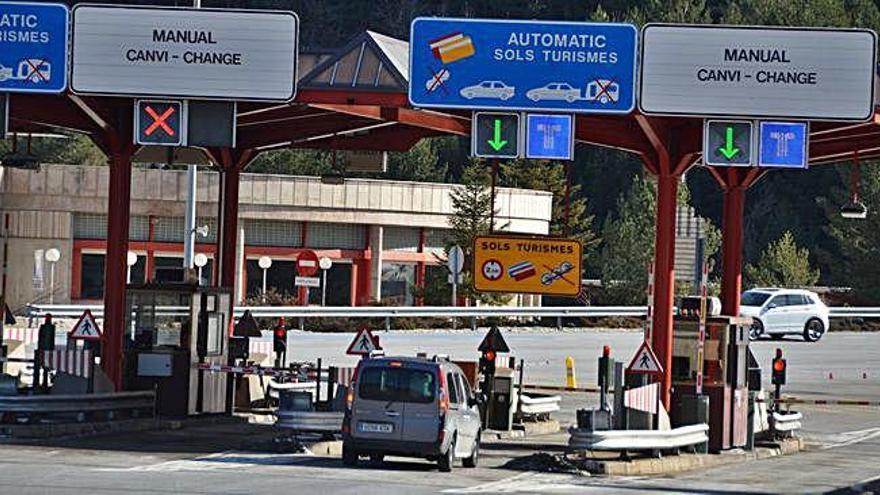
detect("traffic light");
top-left (135, 99), bottom-right (185, 146)
top-left (273, 317), bottom-right (287, 357)
top-left (479, 349), bottom-right (496, 378)
top-left (38, 314), bottom-right (55, 351)
top-left (771, 348), bottom-right (786, 386)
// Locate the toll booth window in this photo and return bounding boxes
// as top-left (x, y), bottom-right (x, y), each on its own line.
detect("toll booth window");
top-left (126, 291), bottom-right (190, 349)
top-left (80, 254), bottom-right (105, 299)
top-left (381, 263), bottom-right (415, 305)
top-left (205, 314), bottom-right (223, 355)
top-left (358, 367), bottom-right (435, 403)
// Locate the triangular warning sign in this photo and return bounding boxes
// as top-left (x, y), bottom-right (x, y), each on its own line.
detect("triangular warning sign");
top-left (233, 310), bottom-right (262, 337)
top-left (347, 327), bottom-right (379, 356)
top-left (477, 326), bottom-right (510, 353)
top-left (626, 340), bottom-right (663, 375)
top-left (69, 309), bottom-right (102, 341)
top-left (4, 303), bottom-right (15, 325)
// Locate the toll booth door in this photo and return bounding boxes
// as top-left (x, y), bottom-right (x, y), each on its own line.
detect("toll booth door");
top-left (188, 292), bottom-right (231, 415)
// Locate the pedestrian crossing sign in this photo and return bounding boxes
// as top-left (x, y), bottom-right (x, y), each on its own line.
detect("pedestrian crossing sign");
top-left (626, 340), bottom-right (662, 375)
top-left (69, 309), bottom-right (102, 341)
top-left (346, 327), bottom-right (379, 356)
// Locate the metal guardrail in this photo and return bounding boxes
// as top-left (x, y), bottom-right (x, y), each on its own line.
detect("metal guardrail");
top-left (568, 423), bottom-right (709, 452)
top-left (24, 304), bottom-right (880, 320)
top-left (519, 393), bottom-right (562, 416)
top-left (275, 410), bottom-right (345, 433)
top-left (0, 391), bottom-right (155, 417)
top-left (770, 411), bottom-right (803, 435)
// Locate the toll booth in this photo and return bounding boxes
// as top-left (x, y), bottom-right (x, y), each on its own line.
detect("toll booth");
top-left (487, 367), bottom-right (518, 431)
top-left (122, 284), bottom-right (233, 417)
top-left (671, 313), bottom-right (751, 452)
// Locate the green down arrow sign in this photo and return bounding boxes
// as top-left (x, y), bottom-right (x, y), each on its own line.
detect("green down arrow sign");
top-left (487, 118), bottom-right (507, 151)
top-left (717, 126), bottom-right (740, 160)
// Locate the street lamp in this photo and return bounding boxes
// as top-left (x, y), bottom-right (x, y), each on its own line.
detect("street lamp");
top-left (258, 256), bottom-right (272, 298)
top-left (126, 251), bottom-right (138, 284)
top-left (44, 248), bottom-right (60, 304)
top-left (194, 253), bottom-right (208, 285)
top-left (319, 256), bottom-right (333, 306)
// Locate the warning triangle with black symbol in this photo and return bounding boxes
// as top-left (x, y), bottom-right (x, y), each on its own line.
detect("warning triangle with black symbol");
top-left (347, 327), bottom-right (379, 356)
top-left (69, 309), bottom-right (102, 341)
top-left (478, 326), bottom-right (510, 353)
top-left (626, 340), bottom-right (663, 375)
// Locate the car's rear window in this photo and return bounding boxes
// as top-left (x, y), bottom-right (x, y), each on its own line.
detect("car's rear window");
top-left (358, 366), bottom-right (436, 404)
top-left (741, 292), bottom-right (771, 306)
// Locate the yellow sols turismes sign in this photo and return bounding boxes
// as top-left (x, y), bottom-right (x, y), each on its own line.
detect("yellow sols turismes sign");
top-left (473, 235), bottom-right (582, 296)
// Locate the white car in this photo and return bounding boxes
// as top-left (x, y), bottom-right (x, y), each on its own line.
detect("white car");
top-left (740, 288), bottom-right (830, 342)
top-left (526, 82), bottom-right (581, 102)
top-left (459, 81), bottom-right (514, 100)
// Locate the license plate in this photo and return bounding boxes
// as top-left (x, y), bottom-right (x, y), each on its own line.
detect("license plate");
top-left (358, 422), bottom-right (393, 433)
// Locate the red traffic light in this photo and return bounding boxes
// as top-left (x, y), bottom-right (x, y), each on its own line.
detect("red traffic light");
top-left (603, 345), bottom-right (611, 358)
top-left (274, 327), bottom-right (287, 339)
top-left (773, 359), bottom-right (786, 372)
top-left (483, 350), bottom-right (496, 362)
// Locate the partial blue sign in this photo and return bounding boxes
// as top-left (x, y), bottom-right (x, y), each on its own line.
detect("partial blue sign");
top-left (0, 2), bottom-right (69, 94)
top-left (759, 121), bottom-right (808, 168)
top-left (526, 114), bottom-right (574, 160)
top-left (410, 18), bottom-right (637, 114)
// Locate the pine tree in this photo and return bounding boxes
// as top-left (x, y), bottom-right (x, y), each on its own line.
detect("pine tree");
top-left (745, 231), bottom-right (820, 288)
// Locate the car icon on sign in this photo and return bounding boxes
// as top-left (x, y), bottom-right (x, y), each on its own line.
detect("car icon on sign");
top-left (460, 80), bottom-right (515, 100)
top-left (526, 82), bottom-right (581, 103)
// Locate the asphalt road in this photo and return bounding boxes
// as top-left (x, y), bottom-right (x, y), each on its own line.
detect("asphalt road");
top-left (1, 329), bottom-right (877, 494)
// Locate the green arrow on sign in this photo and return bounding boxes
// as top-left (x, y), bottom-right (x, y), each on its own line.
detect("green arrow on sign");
top-left (487, 119), bottom-right (508, 151)
top-left (718, 126), bottom-right (741, 160)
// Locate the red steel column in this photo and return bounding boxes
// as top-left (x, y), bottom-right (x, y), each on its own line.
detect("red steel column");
top-left (720, 186), bottom-right (746, 316)
top-left (652, 172), bottom-right (678, 410)
top-left (102, 147), bottom-right (133, 391)
top-left (219, 165), bottom-right (240, 290)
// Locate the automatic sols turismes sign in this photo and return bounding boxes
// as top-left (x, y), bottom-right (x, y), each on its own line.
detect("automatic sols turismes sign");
top-left (473, 235), bottom-right (582, 297)
top-left (71, 5), bottom-right (298, 101)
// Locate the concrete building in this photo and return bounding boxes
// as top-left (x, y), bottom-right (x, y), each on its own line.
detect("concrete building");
top-left (0, 164), bottom-right (553, 309)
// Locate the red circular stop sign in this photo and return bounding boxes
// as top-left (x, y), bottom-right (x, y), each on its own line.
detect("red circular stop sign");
top-left (297, 250), bottom-right (320, 277)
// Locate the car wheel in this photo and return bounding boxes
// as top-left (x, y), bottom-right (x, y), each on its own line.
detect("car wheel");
top-left (749, 320), bottom-right (764, 341)
top-left (463, 436), bottom-right (479, 468)
top-left (369, 453), bottom-right (384, 465)
top-left (804, 318), bottom-right (825, 342)
top-left (566, 95), bottom-right (576, 102)
top-left (342, 444), bottom-right (358, 467)
top-left (501, 93), bottom-right (511, 100)
top-left (464, 91), bottom-right (474, 99)
top-left (438, 437), bottom-right (455, 472)
top-left (527, 94), bottom-right (538, 101)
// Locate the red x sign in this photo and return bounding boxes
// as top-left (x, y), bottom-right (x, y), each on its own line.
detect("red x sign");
top-left (144, 105), bottom-right (176, 136)
top-left (135, 100), bottom-right (184, 146)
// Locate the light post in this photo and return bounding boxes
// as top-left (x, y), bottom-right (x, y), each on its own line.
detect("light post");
top-left (126, 251), bottom-right (138, 284)
top-left (44, 248), bottom-right (60, 304)
top-left (194, 253), bottom-right (208, 286)
top-left (319, 257), bottom-right (333, 306)
top-left (258, 256), bottom-right (272, 299)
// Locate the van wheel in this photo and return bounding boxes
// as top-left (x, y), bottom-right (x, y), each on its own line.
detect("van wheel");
top-left (804, 318), bottom-right (825, 342)
top-left (438, 437), bottom-right (455, 472)
top-left (342, 444), bottom-right (358, 467)
top-left (463, 436), bottom-right (479, 468)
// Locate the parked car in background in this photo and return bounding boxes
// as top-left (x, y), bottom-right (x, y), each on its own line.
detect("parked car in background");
top-left (740, 288), bottom-right (830, 342)
top-left (342, 355), bottom-right (481, 472)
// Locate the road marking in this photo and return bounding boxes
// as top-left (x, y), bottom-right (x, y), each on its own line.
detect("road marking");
top-left (804, 426), bottom-right (880, 450)
top-left (94, 450), bottom-right (313, 473)
top-left (443, 472), bottom-right (649, 493)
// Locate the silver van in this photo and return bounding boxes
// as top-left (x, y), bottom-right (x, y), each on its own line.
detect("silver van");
top-left (342, 355), bottom-right (481, 472)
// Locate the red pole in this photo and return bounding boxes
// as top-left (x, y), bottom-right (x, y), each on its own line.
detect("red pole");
top-left (102, 148), bottom-right (133, 391)
top-left (652, 172), bottom-right (678, 410)
top-left (720, 185), bottom-right (746, 316)
top-left (219, 165), bottom-right (240, 290)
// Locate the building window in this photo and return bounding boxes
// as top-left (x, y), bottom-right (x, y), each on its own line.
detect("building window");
top-left (306, 262), bottom-right (352, 306)
top-left (129, 255), bottom-right (147, 284)
top-left (384, 226), bottom-right (420, 252)
top-left (153, 256), bottom-right (184, 282)
top-left (245, 259), bottom-right (297, 298)
top-left (73, 214), bottom-right (151, 241)
top-left (80, 253), bottom-right (105, 299)
top-left (424, 228), bottom-right (451, 254)
top-left (382, 262), bottom-right (415, 306)
top-left (307, 223), bottom-right (365, 249)
top-left (244, 219), bottom-right (301, 247)
top-left (153, 217), bottom-right (185, 243)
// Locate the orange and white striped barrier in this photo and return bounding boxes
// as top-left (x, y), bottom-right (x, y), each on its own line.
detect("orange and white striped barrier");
top-left (3, 327), bottom-right (38, 344)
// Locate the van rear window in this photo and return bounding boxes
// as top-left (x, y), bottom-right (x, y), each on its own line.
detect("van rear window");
top-left (358, 367), bottom-right (436, 404)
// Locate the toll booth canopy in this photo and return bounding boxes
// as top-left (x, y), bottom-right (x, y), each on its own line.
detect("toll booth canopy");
top-left (122, 284), bottom-right (232, 417)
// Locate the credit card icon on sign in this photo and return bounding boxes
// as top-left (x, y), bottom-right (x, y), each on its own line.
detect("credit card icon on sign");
top-left (508, 261), bottom-right (537, 281)
top-left (430, 32), bottom-right (475, 64)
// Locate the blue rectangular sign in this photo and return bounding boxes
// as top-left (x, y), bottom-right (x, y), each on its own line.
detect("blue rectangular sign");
top-left (526, 114), bottom-right (574, 160)
top-left (0, 2), bottom-right (69, 94)
top-left (409, 18), bottom-right (637, 114)
top-left (759, 121), bottom-right (808, 168)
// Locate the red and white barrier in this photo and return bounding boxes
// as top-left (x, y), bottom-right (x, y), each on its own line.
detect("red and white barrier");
top-left (624, 382), bottom-right (659, 414)
top-left (249, 340), bottom-right (272, 356)
top-left (41, 349), bottom-right (93, 379)
top-left (335, 367), bottom-right (356, 386)
top-left (3, 327), bottom-right (38, 344)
